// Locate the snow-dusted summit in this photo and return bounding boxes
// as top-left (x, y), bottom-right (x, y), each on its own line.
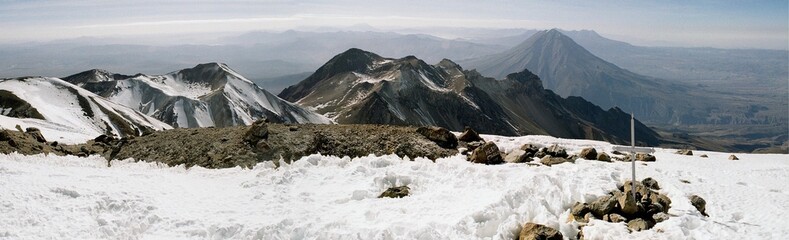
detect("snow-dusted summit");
top-left (0, 77), bottom-right (172, 143)
top-left (64, 63), bottom-right (331, 128)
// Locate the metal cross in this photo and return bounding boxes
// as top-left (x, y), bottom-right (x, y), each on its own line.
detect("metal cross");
top-left (612, 113), bottom-right (655, 200)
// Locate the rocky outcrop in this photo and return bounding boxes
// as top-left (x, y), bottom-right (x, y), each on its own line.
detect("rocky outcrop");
top-left (379, 186), bottom-right (410, 198)
top-left (518, 223), bottom-right (562, 240)
top-left (416, 126), bottom-right (458, 149)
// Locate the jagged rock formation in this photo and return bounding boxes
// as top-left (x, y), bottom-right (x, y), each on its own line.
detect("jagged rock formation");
top-left (63, 63), bottom-right (331, 128)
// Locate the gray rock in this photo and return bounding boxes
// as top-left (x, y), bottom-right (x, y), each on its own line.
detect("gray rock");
top-left (518, 223), bottom-right (563, 240)
top-left (504, 149), bottom-right (532, 163)
top-left (544, 144), bottom-right (568, 158)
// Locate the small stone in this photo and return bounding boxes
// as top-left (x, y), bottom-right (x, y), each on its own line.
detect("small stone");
top-left (728, 155), bottom-right (739, 160)
top-left (653, 212), bottom-right (669, 223)
top-left (699, 154), bottom-right (708, 158)
top-left (544, 144), bottom-right (568, 158)
top-left (676, 149), bottom-right (693, 155)
top-left (518, 223), bottom-right (563, 240)
top-left (378, 186), bottom-right (410, 198)
top-left (504, 149), bottom-right (532, 163)
top-left (636, 153), bottom-right (656, 162)
top-left (597, 152), bottom-right (611, 162)
top-left (627, 218), bottom-right (655, 231)
top-left (603, 213), bottom-right (627, 223)
top-left (540, 156), bottom-right (569, 166)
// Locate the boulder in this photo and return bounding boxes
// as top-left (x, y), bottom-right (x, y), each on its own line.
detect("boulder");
top-left (700, 154), bottom-right (709, 158)
top-left (504, 149), bottom-right (532, 163)
top-left (676, 149), bottom-right (693, 155)
top-left (623, 180), bottom-right (650, 200)
top-left (25, 127), bottom-right (46, 143)
top-left (649, 193), bottom-right (672, 213)
top-left (243, 119), bottom-right (269, 144)
top-left (641, 177), bottom-right (660, 190)
top-left (469, 142), bottom-right (503, 165)
top-left (589, 195), bottom-right (618, 218)
top-left (378, 186), bottom-right (410, 198)
top-left (518, 223), bottom-right (563, 240)
top-left (457, 126), bottom-right (484, 142)
top-left (627, 218), bottom-right (655, 231)
top-left (417, 126), bottom-right (458, 149)
top-left (690, 195), bottom-right (708, 216)
top-left (728, 155), bottom-right (739, 160)
top-left (540, 156), bottom-right (570, 166)
top-left (597, 152), bottom-right (611, 162)
top-left (94, 134), bottom-right (116, 144)
top-left (579, 147), bottom-right (597, 160)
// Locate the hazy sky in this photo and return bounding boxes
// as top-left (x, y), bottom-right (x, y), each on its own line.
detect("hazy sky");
top-left (1, 0), bottom-right (787, 49)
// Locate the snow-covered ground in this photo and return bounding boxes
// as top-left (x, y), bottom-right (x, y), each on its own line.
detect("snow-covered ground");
top-left (0, 134), bottom-right (786, 239)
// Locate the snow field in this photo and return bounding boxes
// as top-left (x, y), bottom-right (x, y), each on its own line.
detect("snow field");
top-left (0, 134), bottom-right (787, 239)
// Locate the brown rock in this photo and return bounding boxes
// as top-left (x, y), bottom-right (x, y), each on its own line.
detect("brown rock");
top-left (544, 144), bottom-right (568, 158)
top-left (469, 142), bottom-right (503, 165)
top-left (378, 186), bottom-right (410, 198)
top-left (25, 127), bottom-right (46, 143)
top-left (636, 153), bottom-right (656, 162)
top-left (649, 193), bottom-right (672, 213)
top-left (699, 154), bottom-right (708, 158)
top-left (603, 213), bottom-right (627, 223)
top-left (597, 152), bottom-right (611, 162)
top-left (579, 147), bottom-right (597, 160)
top-left (416, 126), bottom-right (458, 149)
top-left (243, 119), bottom-right (269, 144)
top-left (690, 195), bottom-right (708, 216)
top-left (641, 177), bottom-right (660, 190)
top-left (457, 126), bottom-right (484, 142)
top-left (627, 218), bottom-right (655, 231)
top-left (569, 202), bottom-right (590, 222)
top-left (653, 212), bottom-right (669, 223)
top-left (518, 223), bottom-right (563, 240)
top-left (676, 149), bottom-right (693, 155)
top-left (589, 195), bottom-right (618, 218)
top-left (540, 156), bottom-right (570, 166)
top-left (618, 189), bottom-right (639, 215)
top-left (728, 155), bottom-right (739, 160)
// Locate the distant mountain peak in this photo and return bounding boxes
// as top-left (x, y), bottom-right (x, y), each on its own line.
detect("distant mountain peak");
top-left (62, 69), bottom-right (131, 85)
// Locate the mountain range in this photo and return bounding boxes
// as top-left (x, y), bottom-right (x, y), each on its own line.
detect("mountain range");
top-left (0, 77), bottom-right (172, 142)
top-left (279, 48), bottom-right (660, 146)
top-left (62, 63), bottom-right (331, 128)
